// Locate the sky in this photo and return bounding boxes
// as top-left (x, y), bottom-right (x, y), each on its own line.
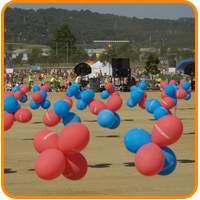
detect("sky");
top-left (4, 2), bottom-right (196, 20)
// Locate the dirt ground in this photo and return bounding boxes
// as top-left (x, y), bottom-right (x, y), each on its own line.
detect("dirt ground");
top-left (3, 89), bottom-right (196, 198)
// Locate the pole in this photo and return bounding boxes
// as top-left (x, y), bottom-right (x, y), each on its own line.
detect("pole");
top-left (67, 43), bottom-right (68, 64)
top-left (56, 42), bottom-right (57, 55)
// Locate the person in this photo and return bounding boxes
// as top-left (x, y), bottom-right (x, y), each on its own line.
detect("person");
top-left (78, 75), bottom-right (83, 91)
top-left (38, 73), bottom-right (41, 82)
top-left (50, 76), bottom-right (55, 85)
top-left (58, 76), bottom-right (62, 86)
top-left (86, 82), bottom-right (90, 90)
top-left (29, 83), bottom-right (32, 91)
top-left (64, 79), bottom-right (68, 89)
top-left (29, 74), bottom-right (34, 85)
top-left (44, 73), bottom-right (46, 83)
top-left (41, 73), bottom-right (44, 81)
top-left (33, 73), bottom-right (36, 82)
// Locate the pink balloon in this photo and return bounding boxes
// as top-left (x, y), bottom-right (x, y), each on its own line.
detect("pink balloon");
top-left (161, 97), bottom-right (174, 110)
top-left (105, 83), bottom-right (113, 92)
top-left (40, 85), bottom-right (49, 92)
top-left (14, 91), bottom-right (22, 100)
top-left (4, 92), bottom-right (14, 98)
top-left (62, 153), bottom-right (88, 180)
top-left (14, 108), bottom-right (32, 123)
top-left (169, 80), bottom-right (177, 85)
top-left (180, 78), bottom-right (187, 84)
top-left (35, 149), bottom-right (66, 180)
top-left (138, 97), bottom-right (147, 109)
top-left (106, 95), bottom-right (123, 112)
top-left (161, 90), bottom-right (169, 99)
top-left (43, 110), bottom-right (62, 127)
top-left (32, 91), bottom-right (43, 103)
top-left (175, 89), bottom-right (187, 99)
top-left (110, 90), bottom-right (120, 97)
top-left (20, 85), bottom-right (29, 94)
top-left (58, 122), bottom-right (90, 155)
top-left (160, 81), bottom-right (168, 89)
top-left (151, 115), bottom-right (183, 146)
top-left (60, 96), bottom-right (73, 110)
top-left (4, 113), bottom-right (14, 131)
top-left (88, 100), bottom-right (107, 115)
top-left (135, 143), bottom-right (165, 176)
top-left (33, 129), bottom-right (59, 153)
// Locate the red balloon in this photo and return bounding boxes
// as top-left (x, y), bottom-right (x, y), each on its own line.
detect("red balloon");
top-left (175, 89), bottom-right (187, 99)
top-left (33, 129), bottom-right (59, 153)
top-left (138, 97), bottom-right (147, 109)
top-left (58, 122), bottom-right (90, 155)
top-left (35, 149), bottom-right (66, 180)
top-left (106, 96), bottom-right (123, 112)
top-left (180, 78), bottom-right (187, 84)
top-left (88, 100), bottom-right (107, 115)
top-left (4, 113), bottom-right (14, 131)
top-left (168, 110), bottom-right (173, 115)
top-left (14, 108), bottom-right (32, 123)
top-left (160, 81), bottom-right (168, 89)
top-left (169, 80), bottom-right (177, 85)
top-left (60, 96), bottom-right (73, 110)
top-left (142, 91), bottom-right (147, 99)
top-left (161, 90), bottom-right (169, 99)
top-left (161, 97), bottom-right (174, 110)
top-left (151, 115), bottom-right (183, 146)
top-left (105, 83), bottom-right (113, 92)
top-left (4, 92), bottom-right (14, 98)
top-left (62, 153), bottom-right (88, 180)
top-left (135, 143), bottom-right (165, 176)
top-left (188, 87), bottom-right (192, 92)
top-left (14, 91), bottom-right (22, 100)
top-left (20, 85), bottom-right (29, 94)
top-left (32, 91), bottom-right (43, 103)
top-left (110, 90), bottom-right (120, 97)
top-left (43, 110), bottom-right (62, 127)
top-left (40, 85), bottom-right (49, 92)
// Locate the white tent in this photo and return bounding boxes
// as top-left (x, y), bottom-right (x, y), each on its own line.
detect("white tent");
top-left (89, 61), bottom-right (112, 78)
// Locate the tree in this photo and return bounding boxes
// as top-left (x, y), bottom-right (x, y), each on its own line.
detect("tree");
top-left (144, 53), bottom-right (160, 75)
top-left (159, 45), bottom-right (168, 57)
top-left (8, 44), bottom-right (13, 51)
top-left (49, 22), bottom-right (77, 57)
top-left (31, 47), bottom-right (43, 57)
top-left (27, 55), bottom-right (37, 65)
top-left (12, 55), bottom-right (22, 65)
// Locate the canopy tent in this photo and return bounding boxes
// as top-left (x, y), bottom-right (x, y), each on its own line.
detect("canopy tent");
top-left (85, 61), bottom-right (96, 66)
top-left (176, 58), bottom-right (195, 70)
top-left (89, 61), bottom-right (112, 78)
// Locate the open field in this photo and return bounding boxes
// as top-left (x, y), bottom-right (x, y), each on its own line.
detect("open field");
top-left (3, 90), bottom-right (196, 198)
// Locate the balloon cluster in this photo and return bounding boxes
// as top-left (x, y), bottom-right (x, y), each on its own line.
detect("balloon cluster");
top-left (124, 79), bottom-right (191, 176)
top-left (30, 85), bottom-right (51, 110)
top-left (4, 91), bottom-right (32, 131)
top-left (34, 122), bottom-right (90, 181)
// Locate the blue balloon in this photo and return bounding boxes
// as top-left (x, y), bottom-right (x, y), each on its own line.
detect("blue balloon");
top-left (49, 87), bottom-right (53, 92)
top-left (138, 81), bottom-right (147, 90)
top-left (164, 85), bottom-right (175, 97)
top-left (62, 112), bottom-right (81, 126)
top-left (40, 90), bottom-right (47, 99)
top-left (126, 97), bottom-right (137, 108)
top-left (171, 96), bottom-right (177, 107)
top-left (81, 90), bottom-right (92, 102)
top-left (4, 96), bottom-right (19, 113)
top-left (130, 89), bottom-right (144, 102)
top-left (158, 146), bottom-right (177, 176)
top-left (13, 86), bottom-right (20, 93)
top-left (69, 84), bottom-right (79, 95)
top-left (76, 99), bottom-right (88, 110)
top-left (124, 128), bottom-right (152, 154)
top-left (54, 100), bottom-right (70, 117)
top-left (74, 90), bottom-right (82, 100)
top-left (19, 94), bottom-right (28, 103)
top-left (145, 99), bottom-right (161, 114)
top-left (41, 99), bottom-right (51, 109)
top-left (101, 90), bottom-right (110, 99)
top-left (112, 83), bottom-right (115, 91)
top-left (88, 89), bottom-right (95, 99)
top-left (170, 84), bottom-right (178, 91)
top-left (97, 109), bottom-right (115, 128)
top-left (130, 86), bottom-right (138, 92)
top-left (153, 107), bottom-right (168, 120)
top-left (109, 112), bottom-right (120, 129)
top-left (66, 90), bottom-right (73, 97)
top-left (29, 99), bottom-right (40, 110)
top-left (73, 83), bottom-right (81, 90)
top-left (184, 91), bottom-right (191, 100)
top-left (182, 82), bottom-right (190, 91)
top-left (32, 85), bottom-right (40, 92)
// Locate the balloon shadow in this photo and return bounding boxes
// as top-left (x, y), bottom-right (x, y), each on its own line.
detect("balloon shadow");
top-left (185, 132), bottom-right (195, 135)
top-left (123, 162), bottom-right (135, 167)
top-left (178, 108), bottom-right (195, 110)
top-left (82, 120), bottom-right (97, 122)
top-left (32, 122), bottom-right (43, 124)
top-left (4, 168), bottom-right (17, 174)
top-left (22, 138), bottom-right (33, 140)
top-left (179, 118), bottom-right (195, 120)
top-left (88, 164), bottom-right (111, 168)
top-left (177, 159), bottom-right (195, 163)
top-left (122, 119), bottom-right (134, 121)
top-left (148, 119), bottom-right (156, 121)
top-left (96, 135), bottom-right (120, 138)
top-left (28, 169), bottom-right (35, 171)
